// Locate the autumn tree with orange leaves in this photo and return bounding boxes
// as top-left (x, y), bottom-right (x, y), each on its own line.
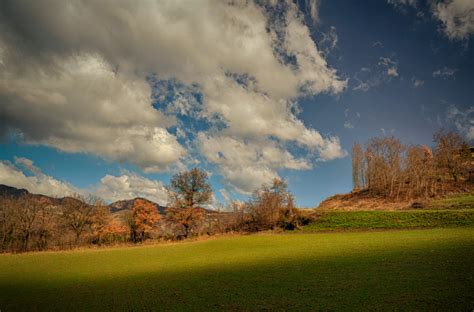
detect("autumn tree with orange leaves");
top-left (126, 199), bottom-right (161, 243)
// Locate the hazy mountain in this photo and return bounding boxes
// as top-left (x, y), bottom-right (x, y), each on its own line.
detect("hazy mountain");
top-left (0, 184), bottom-right (166, 214)
top-left (0, 184), bottom-right (229, 218)
top-left (109, 198), bottom-right (167, 214)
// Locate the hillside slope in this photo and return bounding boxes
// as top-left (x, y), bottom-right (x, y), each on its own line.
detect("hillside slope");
top-left (318, 189), bottom-right (410, 210)
top-left (318, 188), bottom-right (474, 210)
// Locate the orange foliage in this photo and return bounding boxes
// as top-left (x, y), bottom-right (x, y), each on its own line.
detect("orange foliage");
top-left (130, 199), bottom-right (161, 242)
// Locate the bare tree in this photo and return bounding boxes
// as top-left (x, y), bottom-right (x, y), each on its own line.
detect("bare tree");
top-left (352, 129), bottom-right (472, 201)
top-left (227, 200), bottom-right (250, 231)
top-left (365, 136), bottom-right (404, 197)
top-left (14, 197), bottom-right (42, 251)
top-left (433, 130), bottom-right (469, 183)
top-left (0, 197), bottom-right (16, 251)
top-left (61, 195), bottom-right (96, 244)
top-left (352, 143), bottom-right (367, 190)
top-left (34, 202), bottom-right (59, 250)
top-left (247, 178), bottom-right (295, 230)
top-left (165, 168), bottom-right (212, 238)
top-left (167, 168), bottom-right (213, 209)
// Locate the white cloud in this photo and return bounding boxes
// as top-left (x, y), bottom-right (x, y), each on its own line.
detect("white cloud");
top-left (432, 67), bottom-right (457, 79)
top-left (306, 0), bottom-right (320, 23)
top-left (353, 56), bottom-right (399, 91)
top-left (0, 157), bottom-right (169, 204)
top-left (446, 105), bottom-right (474, 141)
top-left (0, 53), bottom-right (185, 172)
top-left (344, 121), bottom-right (355, 129)
top-left (197, 133), bottom-right (313, 194)
top-left (379, 57), bottom-right (399, 77)
top-left (95, 172), bottom-right (168, 205)
top-left (372, 41), bottom-right (384, 48)
top-left (432, 0), bottom-right (474, 40)
top-left (389, 0), bottom-right (473, 41)
top-left (343, 109), bottom-right (360, 130)
top-left (411, 77), bottom-right (425, 88)
top-left (320, 26), bottom-right (339, 55)
top-left (387, 68), bottom-right (399, 77)
top-left (380, 128), bottom-right (396, 136)
top-left (219, 188), bottom-right (232, 205)
top-left (0, 159), bottom-right (78, 197)
top-left (387, 0), bottom-right (417, 8)
top-left (0, 1), bottom-right (347, 190)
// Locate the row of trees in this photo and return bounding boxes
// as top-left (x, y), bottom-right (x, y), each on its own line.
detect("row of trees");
top-left (0, 195), bottom-right (129, 252)
top-left (352, 130), bottom-right (473, 200)
top-left (1, 168), bottom-right (310, 252)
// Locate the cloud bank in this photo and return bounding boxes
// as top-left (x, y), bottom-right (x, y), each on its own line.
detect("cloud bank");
top-left (433, 0), bottom-right (474, 40)
top-left (0, 158), bottom-right (78, 198)
top-left (0, 157), bottom-right (168, 204)
top-left (0, 0), bottom-right (346, 193)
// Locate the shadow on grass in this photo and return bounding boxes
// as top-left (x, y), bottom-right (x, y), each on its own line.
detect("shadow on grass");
top-left (0, 231), bottom-right (473, 311)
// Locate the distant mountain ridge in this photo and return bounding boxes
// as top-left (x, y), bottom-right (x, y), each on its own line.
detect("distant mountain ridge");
top-left (0, 184), bottom-right (29, 198)
top-left (109, 198), bottom-right (168, 214)
top-left (0, 184), bottom-right (82, 206)
top-left (0, 184), bottom-right (169, 214)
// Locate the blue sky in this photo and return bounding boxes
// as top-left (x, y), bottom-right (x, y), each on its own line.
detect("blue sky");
top-left (0, 0), bottom-right (473, 207)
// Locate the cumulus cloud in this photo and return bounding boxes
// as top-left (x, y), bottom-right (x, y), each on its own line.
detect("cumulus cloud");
top-left (446, 105), bottom-right (474, 141)
top-left (0, 159), bottom-right (78, 197)
top-left (0, 1), bottom-right (346, 193)
top-left (0, 53), bottom-right (184, 172)
top-left (432, 0), bottom-right (474, 40)
top-left (95, 172), bottom-right (168, 205)
top-left (0, 156), bottom-right (169, 204)
top-left (197, 133), bottom-right (314, 194)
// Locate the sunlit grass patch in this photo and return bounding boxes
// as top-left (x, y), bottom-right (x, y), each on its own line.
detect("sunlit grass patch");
top-left (302, 209), bottom-right (474, 232)
top-left (0, 228), bottom-right (473, 311)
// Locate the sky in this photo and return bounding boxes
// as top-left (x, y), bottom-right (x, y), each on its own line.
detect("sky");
top-left (0, 0), bottom-right (473, 208)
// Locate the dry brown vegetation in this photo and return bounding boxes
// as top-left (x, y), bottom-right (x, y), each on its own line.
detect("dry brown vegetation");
top-left (323, 130), bottom-right (473, 210)
top-left (0, 168), bottom-right (311, 253)
top-left (227, 178), bottom-right (312, 232)
top-left (0, 194), bottom-right (130, 252)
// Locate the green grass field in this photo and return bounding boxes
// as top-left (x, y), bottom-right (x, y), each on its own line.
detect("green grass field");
top-left (427, 193), bottom-right (474, 210)
top-left (1, 228), bottom-right (473, 311)
top-left (302, 209), bottom-right (474, 232)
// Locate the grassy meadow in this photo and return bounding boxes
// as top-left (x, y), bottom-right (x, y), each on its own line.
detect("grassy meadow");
top-left (0, 227), bottom-right (473, 311)
top-left (427, 193), bottom-right (474, 210)
top-left (302, 209), bottom-right (474, 232)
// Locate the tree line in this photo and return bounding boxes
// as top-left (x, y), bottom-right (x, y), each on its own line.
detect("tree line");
top-left (352, 130), bottom-right (473, 200)
top-left (0, 168), bottom-right (311, 253)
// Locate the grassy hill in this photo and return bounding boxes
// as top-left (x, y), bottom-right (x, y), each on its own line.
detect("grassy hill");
top-left (1, 228), bottom-right (473, 311)
top-left (301, 209), bottom-right (474, 232)
top-left (303, 192), bottom-right (474, 232)
top-left (318, 189), bottom-right (474, 211)
top-left (426, 193), bottom-right (474, 210)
